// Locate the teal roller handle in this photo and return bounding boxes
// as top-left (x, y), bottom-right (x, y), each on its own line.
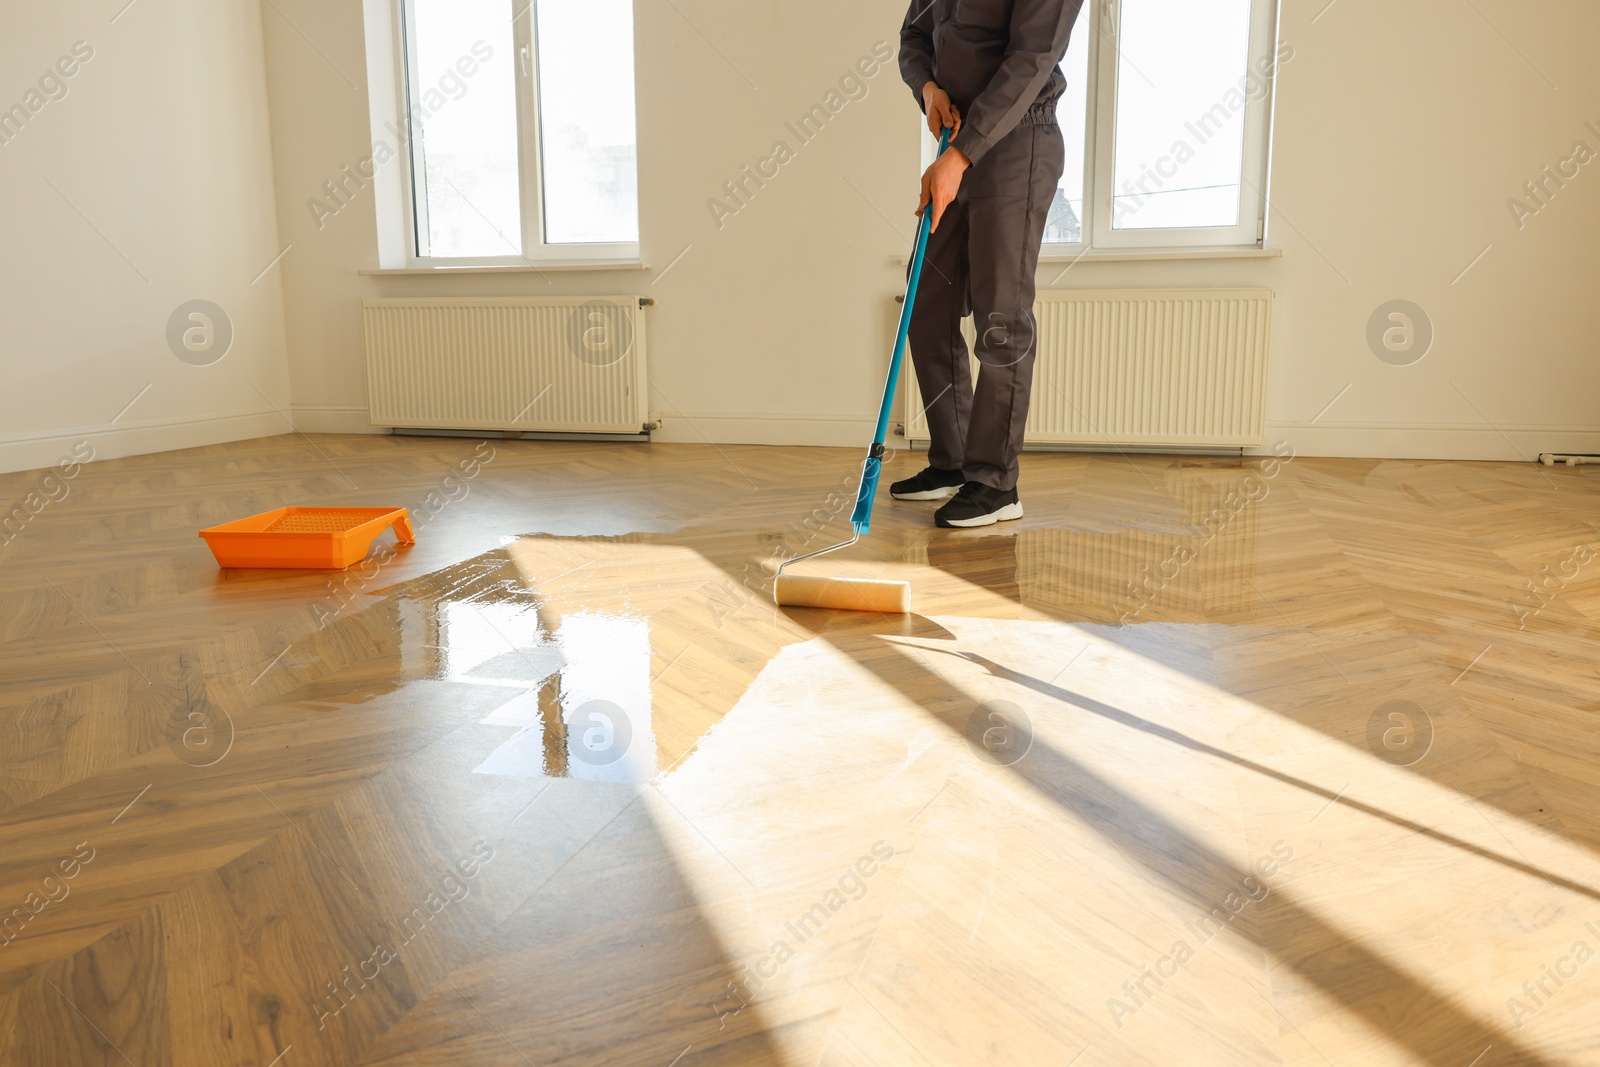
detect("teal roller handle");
top-left (851, 127), bottom-right (951, 535)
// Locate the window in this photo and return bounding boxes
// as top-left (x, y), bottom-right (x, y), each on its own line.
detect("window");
top-left (398, 0), bottom-right (639, 264)
top-left (960, 0), bottom-right (1281, 252)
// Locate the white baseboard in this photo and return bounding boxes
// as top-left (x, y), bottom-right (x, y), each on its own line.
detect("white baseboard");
top-left (576, 413), bottom-right (1600, 459)
top-left (292, 405), bottom-right (386, 435)
top-left (647, 411), bottom-right (873, 448)
top-left (8, 407), bottom-right (1591, 475)
top-left (1253, 421), bottom-right (1600, 461)
top-left (0, 410), bottom-right (291, 476)
top-left (733, 416), bottom-right (1600, 461)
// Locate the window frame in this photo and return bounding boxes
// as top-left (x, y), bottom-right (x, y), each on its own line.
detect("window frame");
top-left (1049, 0), bottom-right (1279, 253)
top-left (393, 0), bottom-right (641, 268)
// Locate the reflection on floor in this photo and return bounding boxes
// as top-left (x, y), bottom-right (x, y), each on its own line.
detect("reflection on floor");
top-left (1, 433), bottom-right (1599, 1065)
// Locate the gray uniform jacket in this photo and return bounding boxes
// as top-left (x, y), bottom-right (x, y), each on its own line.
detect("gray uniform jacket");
top-left (899, 0), bottom-right (1085, 166)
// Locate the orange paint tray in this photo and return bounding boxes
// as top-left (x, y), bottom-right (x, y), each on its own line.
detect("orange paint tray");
top-left (198, 507), bottom-right (415, 569)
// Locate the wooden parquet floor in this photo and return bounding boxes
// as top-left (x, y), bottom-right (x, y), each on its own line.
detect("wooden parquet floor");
top-left (1, 432), bottom-right (1599, 1066)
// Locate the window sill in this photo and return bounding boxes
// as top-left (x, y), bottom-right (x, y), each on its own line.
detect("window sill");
top-left (360, 260), bottom-right (648, 276)
top-left (891, 246), bottom-right (1283, 267)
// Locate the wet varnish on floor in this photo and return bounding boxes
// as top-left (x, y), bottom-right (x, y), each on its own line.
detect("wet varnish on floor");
top-left (1, 433), bottom-right (1599, 1066)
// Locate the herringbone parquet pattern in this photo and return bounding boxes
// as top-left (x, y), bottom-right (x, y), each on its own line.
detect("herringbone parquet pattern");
top-left (1, 433), bottom-right (1598, 1066)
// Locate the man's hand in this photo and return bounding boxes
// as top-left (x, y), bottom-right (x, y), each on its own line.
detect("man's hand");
top-left (920, 81), bottom-right (962, 138)
top-left (917, 147), bottom-right (971, 233)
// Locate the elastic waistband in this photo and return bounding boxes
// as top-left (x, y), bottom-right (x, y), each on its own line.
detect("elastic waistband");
top-left (1018, 101), bottom-right (1059, 127)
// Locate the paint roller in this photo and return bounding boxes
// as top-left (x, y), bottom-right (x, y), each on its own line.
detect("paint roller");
top-left (773, 129), bottom-right (952, 613)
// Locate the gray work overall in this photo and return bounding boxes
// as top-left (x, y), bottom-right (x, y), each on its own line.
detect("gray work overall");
top-left (899, 0), bottom-right (1085, 492)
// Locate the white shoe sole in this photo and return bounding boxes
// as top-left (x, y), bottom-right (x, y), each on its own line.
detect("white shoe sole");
top-left (891, 485), bottom-right (962, 501)
top-left (940, 501), bottom-right (1024, 528)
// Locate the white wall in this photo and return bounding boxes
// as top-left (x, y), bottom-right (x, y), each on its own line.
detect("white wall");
top-left (0, 0), bottom-right (293, 475)
top-left (263, 1), bottom-right (1600, 460)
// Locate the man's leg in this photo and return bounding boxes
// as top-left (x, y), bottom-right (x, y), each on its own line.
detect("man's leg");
top-left (906, 193), bottom-right (972, 473)
top-left (961, 118), bottom-right (1065, 492)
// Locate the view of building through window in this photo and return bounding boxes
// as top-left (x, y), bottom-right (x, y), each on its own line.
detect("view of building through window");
top-left (405, 0), bottom-right (639, 261)
top-left (1046, 0), bottom-right (1268, 246)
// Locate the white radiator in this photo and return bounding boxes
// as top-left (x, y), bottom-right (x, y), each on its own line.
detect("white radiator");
top-left (904, 288), bottom-right (1272, 450)
top-left (363, 297), bottom-right (649, 434)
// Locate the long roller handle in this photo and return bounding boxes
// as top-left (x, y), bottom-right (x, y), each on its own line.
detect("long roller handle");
top-left (850, 127), bottom-right (952, 536)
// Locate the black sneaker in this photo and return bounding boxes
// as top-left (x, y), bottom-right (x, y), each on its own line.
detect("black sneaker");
top-left (934, 482), bottom-right (1023, 528)
top-left (889, 466), bottom-right (965, 501)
